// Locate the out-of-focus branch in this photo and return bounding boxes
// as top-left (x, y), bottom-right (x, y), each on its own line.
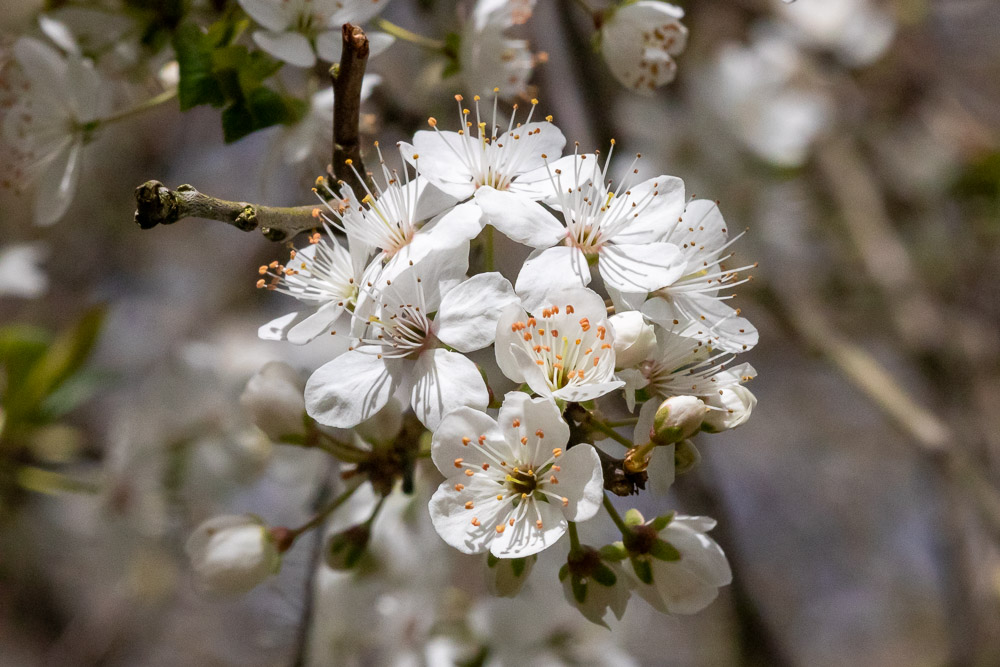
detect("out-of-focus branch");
top-left (134, 181), bottom-right (319, 241)
top-left (330, 23), bottom-right (375, 195)
top-left (815, 136), bottom-right (948, 353)
top-left (765, 285), bottom-right (1000, 540)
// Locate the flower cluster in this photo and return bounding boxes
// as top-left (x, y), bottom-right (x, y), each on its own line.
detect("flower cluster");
top-left (195, 93), bottom-right (758, 625)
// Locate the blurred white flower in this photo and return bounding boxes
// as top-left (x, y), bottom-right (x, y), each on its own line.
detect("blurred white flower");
top-left (239, 0), bottom-right (394, 67)
top-left (429, 392), bottom-right (603, 558)
top-left (276, 75), bottom-right (380, 167)
top-left (1, 37), bottom-right (110, 225)
top-left (461, 0), bottom-right (539, 99)
top-left (600, 1), bottom-right (688, 94)
top-left (624, 513), bottom-right (731, 614)
top-left (697, 33), bottom-right (832, 168)
top-left (774, 0), bottom-right (895, 67)
top-left (305, 249), bottom-right (517, 429)
top-left (239, 361), bottom-right (306, 441)
top-left (486, 553), bottom-right (537, 597)
top-left (495, 288), bottom-right (624, 403)
top-left (560, 552), bottom-right (631, 628)
top-left (185, 515), bottom-right (280, 595)
top-left (0, 243), bottom-right (48, 298)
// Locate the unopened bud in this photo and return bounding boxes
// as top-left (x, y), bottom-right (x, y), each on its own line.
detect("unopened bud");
top-left (185, 515), bottom-right (280, 595)
top-left (674, 439), bottom-right (701, 475)
top-left (240, 362), bottom-right (306, 441)
top-left (651, 395), bottom-right (706, 444)
top-left (609, 311), bottom-right (656, 369)
top-left (487, 553), bottom-right (537, 597)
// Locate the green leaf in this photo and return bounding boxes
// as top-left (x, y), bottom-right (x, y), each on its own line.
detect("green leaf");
top-left (598, 542), bottom-right (627, 562)
top-left (650, 538), bottom-right (681, 562)
top-left (15, 307), bottom-right (105, 423)
top-left (630, 556), bottom-right (653, 585)
top-left (592, 563), bottom-right (617, 587)
top-left (651, 512), bottom-right (675, 532)
top-left (0, 325), bottom-right (51, 390)
top-left (173, 22), bottom-right (226, 110)
top-left (222, 86), bottom-right (304, 143)
top-left (38, 369), bottom-right (113, 420)
top-left (624, 508), bottom-right (645, 528)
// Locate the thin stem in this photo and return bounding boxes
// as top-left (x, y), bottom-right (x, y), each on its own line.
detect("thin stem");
top-left (568, 520), bottom-right (581, 550)
top-left (570, 0), bottom-right (598, 19)
top-left (484, 226), bottom-right (495, 272)
top-left (587, 414), bottom-right (634, 449)
top-left (288, 482), bottom-right (361, 540)
top-left (603, 494), bottom-right (629, 536)
top-left (605, 417), bottom-right (638, 428)
top-left (98, 88), bottom-right (177, 127)
top-left (373, 18), bottom-right (446, 50)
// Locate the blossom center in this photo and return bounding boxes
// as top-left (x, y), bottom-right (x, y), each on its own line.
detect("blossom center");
top-left (509, 303), bottom-right (611, 390)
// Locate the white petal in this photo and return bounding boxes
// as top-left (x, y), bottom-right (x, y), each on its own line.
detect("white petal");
top-left (611, 175), bottom-right (686, 244)
top-left (601, 2), bottom-right (687, 94)
top-left (515, 246), bottom-right (590, 313)
top-left (329, 0), bottom-right (393, 26)
top-left (238, 0), bottom-right (290, 31)
top-left (305, 349), bottom-right (400, 427)
top-left (512, 154), bottom-right (595, 202)
top-left (429, 475), bottom-right (507, 554)
top-left (314, 30), bottom-right (342, 63)
top-left (410, 348), bottom-right (489, 429)
top-left (33, 138), bottom-right (82, 226)
top-left (494, 304), bottom-right (530, 384)
top-left (366, 31), bottom-right (395, 57)
top-left (474, 187), bottom-right (565, 248)
top-left (489, 497), bottom-right (566, 558)
top-left (646, 441), bottom-right (676, 496)
top-left (436, 272), bottom-right (518, 352)
top-left (259, 310), bottom-right (309, 341)
top-left (551, 379), bottom-right (624, 404)
top-left (14, 37), bottom-right (67, 98)
top-left (431, 407), bottom-right (506, 476)
top-left (406, 133), bottom-right (478, 199)
top-left (253, 30), bottom-right (315, 68)
top-left (509, 344), bottom-right (556, 400)
top-left (633, 397), bottom-right (658, 445)
top-left (667, 198), bottom-right (729, 259)
top-left (498, 121), bottom-right (566, 175)
top-left (552, 444), bottom-right (604, 522)
top-left (287, 301), bottom-right (348, 344)
top-left (498, 391), bottom-right (570, 458)
top-left (600, 242), bottom-right (685, 293)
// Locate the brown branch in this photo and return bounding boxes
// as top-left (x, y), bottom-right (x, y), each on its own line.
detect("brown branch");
top-left (330, 23), bottom-right (375, 195)
top-left (133, 180), bottom-right (320, 242)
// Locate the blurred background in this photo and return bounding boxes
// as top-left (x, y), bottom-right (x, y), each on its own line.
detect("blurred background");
top-left (2, 0), bottom-right (999, 664)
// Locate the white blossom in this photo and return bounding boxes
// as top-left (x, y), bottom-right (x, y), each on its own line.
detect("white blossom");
top-left (600, 1), bottom-right (688, 94)
top-left (238, 0), bottom-right (394, 68)
top-left (0, 243), bottom-right (48, 298)
top-left (305, 249), bottom-right (518, 429)
top-left (560, 557), bottom-right (631, 628)
top-left (495, 287), bottom-right (624, 403)
top-left (614, 198), bottom-right (759, 354)
top-left (1, 37), bottom-right (110, 225)
top-left (460, 0), bottom-right (539, 99)
top-left (774, 0), bottom-right (895, 67)
top-left (624, 513), bottom-right (731, 615)
top-left (185, 515), bottom-right (280, 594)
top-left (429, 392), bottom-right (604, 558)
top-left (512, 147), bottom-right (689, 298)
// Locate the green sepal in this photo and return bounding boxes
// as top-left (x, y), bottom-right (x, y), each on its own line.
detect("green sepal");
top-left (650, 538), bottom-right (681, 562)
top-left (487, 553), bottom-right (500, 569)
top-left (651, 511), bottom-right (675, 532)
top-left (558, 563), bottom-right (570, 581)
top-left (571, 575), bottom-right (588, 604)
top-left (592, 563), bottom-right (617, 587)
top-left (630, 556), bottom-right (653, 585)
top-left (598, 542), bottom-right (628, 562)
top-left (510, 557), bottom-right (528, 577)
top-left (624, 508), bottom-right (645, 528)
